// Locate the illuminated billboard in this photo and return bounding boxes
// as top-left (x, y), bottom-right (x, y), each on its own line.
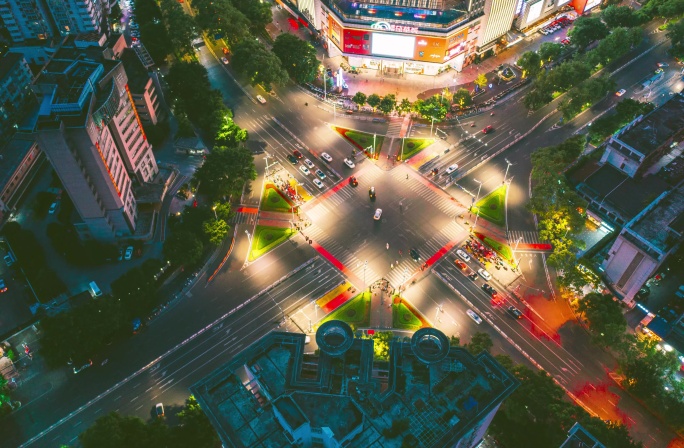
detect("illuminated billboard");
top-left (526, 0), bottom-right (543, 24)
top-left (343, 29), bottom-right (372, 55)
top-left (371, 33), bottom-right (416, 59)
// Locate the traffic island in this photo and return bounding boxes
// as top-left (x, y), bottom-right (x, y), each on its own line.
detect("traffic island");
top-left (248, 225), bottom-right (295, 261)
top-left (317, 291), bottom-right (371, 330)
top-left (472, 185), bottom-right (507, 227)
top-left (474, 232), bottom-right (515, 264)
top-left (261, 183), bottom-right (294, 213)
top-left (332, 125), bottom-right (384, 159)
top-left (288, 178), bottom-right (313, 202)
top-left (392, 297), bottom-right (431, 331)
top-left (397, 138), bottom-right (435, 161)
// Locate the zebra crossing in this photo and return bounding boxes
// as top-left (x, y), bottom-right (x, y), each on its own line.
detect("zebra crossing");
top-left (230, 212), bottom-right (256, 225)
top-left (385, 221), bottom-right (465, 287)
top-left (507, 230), bottom-right (545, 245)
top-left (304, 223), bottom-right (381, 285)
top-left (389, 169), bottom-right (462, 217)
top-left (386, 118), bottom-right (404, 137)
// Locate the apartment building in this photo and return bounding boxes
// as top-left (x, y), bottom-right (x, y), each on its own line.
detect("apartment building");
top-left (0, 133), bottom-right (44, 223)
top-left (120, 48), bottom-right (163, 125)
top-left (0, 52), bottom-right (36, 144)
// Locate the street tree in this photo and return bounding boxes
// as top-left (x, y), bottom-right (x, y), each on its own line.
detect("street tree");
top-left (601, 5), bottom-right (641, 28)
top-left (111, 259), bottom-right (164, 318)
top-left (517, 51), bottom-right (542, 78)
top-left (667, 19), bottom-right (684, 59)
top-left (397, 98), bottom-right (412, 114)
top-left (164, 230), bottom-right (204, 267)
top-left (366, 93), bottom-right (382, 111)
top-left (378, 94), bottom-right (396, 114)
top-left (412, 94), bottom-right (449, 121)
top-left (657, 0), bottom-right (684, 18)
top-left (192, 0), bottom-right (250, 45)
top-left (214, 115), bottom-right (248, 147)
top-left (452, 88), bottom-right (473, 108)
top-left (466, 332), bottom-right (493, 355)
top-left (213, 202), bottom-right (232, 222)
top-left (538, 42), bottom-right (563, 63)
top-left (80, 412), bottom-right (166, 448)
top-left (158, 0), bottom-right (196, 57)
top-left (230, 39), bottom-right (289, 90)
top-left (568, 16), bottom-right (609, 50)
top-left (351, 91), bottom-right (367, 109)
top-left (547, 59), bottom-right (592, 92)
top-left (194, 145), bottom-right (257, 200)
top-left (138, 22), bottom-right (170, 64)
top-left (577, 293), bottom-right (627, 347)
top-left (473, 73), bottom-right (488, 90)
top-left (231, 0), bottom-right (272, 32)
top-left (172, 396), bottom-right (221, 448)
top-left (593, 27), bottom-right (643, 65)
top-left (523, 78), bottom-right (554, 110)
top-left (272, 34), bottom-right (319, 84)
top-left (203, 219), bottom-right (229, 246)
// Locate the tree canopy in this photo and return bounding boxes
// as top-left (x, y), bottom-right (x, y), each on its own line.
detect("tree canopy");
top-left (577, 293), bottom-right (627, 347)
top-left (452, 88), bottom-right (473, 108)
top-left (272, 34), bottom-right (319, 84)
top-left (230, 39), bottom-right (289, 90)
top-left (568, 16), bottom-right (610, 50)
top-left (412, 94), bottom-right (449, 121)
top-left (191, 0), bottom-right (250, 45)
top-left (517, 51), bottom-right (542, 78)
top-left (194, 145), bottom-right (257, 201)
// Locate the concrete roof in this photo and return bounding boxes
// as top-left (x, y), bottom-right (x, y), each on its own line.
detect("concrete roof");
top-left (630, 184), bottom-right (684, 252)
top-left (616, 93), bottom-right (684, 156)
top-left (0, 133), bottom-right (38, 192)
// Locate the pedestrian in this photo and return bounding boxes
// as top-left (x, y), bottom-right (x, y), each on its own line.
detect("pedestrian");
top-left (406, 174), bottom-right (409, 180)
top-left (386, 243), bottom-right (389, 250)
top-left (391, 263), bottom-right (394, 269)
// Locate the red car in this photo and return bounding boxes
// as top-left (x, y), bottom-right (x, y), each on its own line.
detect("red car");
top-left (482, 125), bottom-right (493, 134)
top-left (293, 150), bottom-right (303, 159)
top-left (454, 259), bottom-right (468, 271)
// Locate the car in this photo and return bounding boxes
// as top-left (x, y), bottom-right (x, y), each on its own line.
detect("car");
top-left (454, 259), bottom-right (468, 270)
top-left (445, 164), bottom-right (459, 175)
top-left (256, 95), bottom-right (266, 104)
top-left (315, 169), bottom-right (326, 180)
top-left (155, 403), bottom-right (165, 418)
top-left (657, 62), bottom-right (669, 68)
top-left (287, 155), bottom-right (298, 165)
top-left (369, 186), bottom-right (376, 199)
top-left (344, 158), bottom-right (355, 168)
top-left (299, 165), bottom-right (310, 175)
top-left (124, 246), bottom-right (134, 260)
top-left (304, 158), bottom-right (315, 168)
top-left (4, 254), bottom-right (14, 266)
top-left (540, 29), bottom-right (548, 35)
top-left (373, 208), bottom-right (383, 220)
top-left (615, 89), bottom-right (626, 96)
top-left (293, 150), bottom-right (303, 159)
top-left (349, 176), bottom-right (358, 186)
top-left (221, 57), bottom-right (229, 64)
top-left (655, 68), bottom-right (664, 74)
top-left (468, 272), bottom-right (478, 281)
top-left (409, 248), bottom-right (420, 261)
top-left (482, 125), bottom-right (493, 134)
top-left (456, 249), bottom-right (471, 262)
top-left (507, 306), bottom-right (523, 319)
top-left (561, 38), bottom-right (571, 45)
top-left (313, 178), bottom-right (325, 189)
top-left (321, 152), bottom-right (333, 162)
top-left (478, 268), bottom-right (492, 281)
top-left (345, 110), bottom-right (354, 115)
top-left (482, 283), bottom-right (495, 294)
top-left (130, 31), bottom-right (140, 37)
top-left (0, 279), bottom-right (6, 293)
top-left (49, 202), bottom-right (59, 214)
top-left (222, 47), bottom-right (229, 55)
top-left (466, 309), bottom-right (483, 324)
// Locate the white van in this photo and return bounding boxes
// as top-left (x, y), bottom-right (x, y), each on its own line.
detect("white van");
top-left (88, 281), bottom-right (102, 298)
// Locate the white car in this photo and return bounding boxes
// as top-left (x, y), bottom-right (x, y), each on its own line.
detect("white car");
top-left (49, 202), bottom-right (59, 214)
top-left (466, 309), bottom-right (483, 324)
top-left (456, 249), bottom-right (471, 262)
top-left (124, 246), bottom-right (134, 260)
top-left (344, 158), bottom-right (355, 168)
top-left (615, 89), bottom-right (626, 97)
top-left (221, 57), bottom-right (229, 64)
top-left (478, 268), bottom-right (492, 281)
top-left (321, 152), bottom-right (333, 163)
top-left (299, 165), bottom-right (310, 175)
top-left (313, 179), bottom-right (325, 189)
top-left (155, 403), bottom-right (165, 418)
top-left (256, 95), bottom-right (266, 104)
top-left (304, 158), bottom-right (315, 168)
top-left (445, 164), bottom-right (459, 174)
top-left (373, 208), bottom-right (383, 221)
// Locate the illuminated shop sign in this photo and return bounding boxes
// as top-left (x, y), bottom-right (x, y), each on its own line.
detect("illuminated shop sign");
top-left (371, 21), bottom-right (419, 34)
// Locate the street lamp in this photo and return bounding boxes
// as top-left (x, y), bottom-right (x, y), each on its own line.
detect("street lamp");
top-left (564, 226), bottom-right (571, 238)
top-left (245, 230), bottom-right (252, 248)
top-left (471, 178), bottom-right (483, 212)
top-left (264, 152), bottom-right (272, 177)
top-left (364, 260), bottom-right (368, 289)
top-left (212, 205), bottom-right (218, 220)
top-left (503, 158), bottom-right (513, 184)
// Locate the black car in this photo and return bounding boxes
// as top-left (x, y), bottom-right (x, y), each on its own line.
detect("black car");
top-left (507, 306), bottom-right (523, 319)
top-left (287, 155), bottom-right (298, 165)
top-left (369, 186), bottom-right (376, 199)
top-left (468, 272), bottom-right (478, 281)
top-left (410, 248), bottom-right (420, 261)
top-left (481, 283), bottom-right (495, 294)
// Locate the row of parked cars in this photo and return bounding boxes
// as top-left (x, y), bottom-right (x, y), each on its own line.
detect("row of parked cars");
top-left (539, 16), bottom-right (573, 35)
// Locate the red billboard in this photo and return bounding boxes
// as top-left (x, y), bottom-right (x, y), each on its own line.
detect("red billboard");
top-left (342, 29), bottom-right (372, 55)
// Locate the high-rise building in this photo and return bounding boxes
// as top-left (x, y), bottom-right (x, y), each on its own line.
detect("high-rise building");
top-left (479, 0), bottom-right (518, 49)
top-left (0, 52), bottom-right (36, 144)
top-left (312, 0), bottom-right (485, 76)
top-left (0, 0), bottom-right (110, 43)
top-left (120, 48), bottom-right (163, 126)
top-left (192, 322), bottom-right (519, 448)
top-left (30, 46), bottom-right (158, 240)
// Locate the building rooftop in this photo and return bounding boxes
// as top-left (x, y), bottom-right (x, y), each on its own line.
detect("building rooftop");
top-left (192, 322), bottom-right (519, 448)
top-left (120, 48), bottom-right (150, 93)
top-left (0, 52), bottom-right (24, 80)
top-left (629, 184), bottom-right (684, 253)
top-left (616, 93), bottom-right (684, 156)
top-left (0, 133), bottom-right (38, 192)
top-left (578, 163), bottom-right (669, 222)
